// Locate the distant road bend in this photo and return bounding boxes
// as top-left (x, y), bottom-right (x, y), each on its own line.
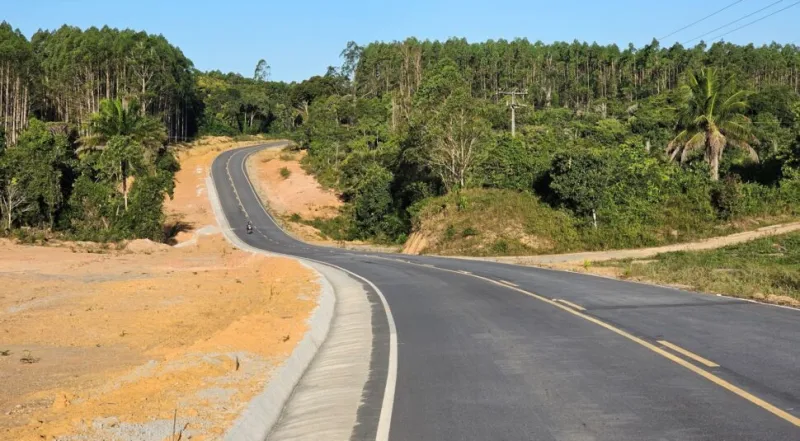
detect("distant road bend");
top-left (213, 143), bottom-right (800, 441)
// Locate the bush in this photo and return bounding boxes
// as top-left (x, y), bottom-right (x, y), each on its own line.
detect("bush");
top-left (308, 215), bottom-right (354, 241)
top-left (352, 164), bottom-right (404, 239)
top-left (444, 224), bottom-right (456, 240)
top-left (280, 167), bottom-right (291, 179)
top-left (462, 227), bottom-right (479, 237)
top-left (121, 176), bottom-right (167, 241)
top-left (65, 175), bottom-right (122, 241)
top-left (712, 176), bottom-right (744, 220)
top-left (491, 239), bottom-right (509, 254)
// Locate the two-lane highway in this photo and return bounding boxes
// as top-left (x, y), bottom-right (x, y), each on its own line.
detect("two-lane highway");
top-left (213, 143), bottom-right (800, 440)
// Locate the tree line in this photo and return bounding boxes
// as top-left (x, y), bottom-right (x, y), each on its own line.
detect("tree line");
top-left (1, 19), bottom-right (799, 248)
top-left (293, 38), bottom-right (800, 248)
top-left (0, 22), bottom-right (198, 145)
top-left (351, 38), bottom-right (800, 115)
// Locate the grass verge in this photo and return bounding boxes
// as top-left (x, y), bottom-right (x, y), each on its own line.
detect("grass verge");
top-left (598, 232), bottom-right (800, 305)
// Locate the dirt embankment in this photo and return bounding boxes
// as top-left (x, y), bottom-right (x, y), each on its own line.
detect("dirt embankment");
top-left (245, 148), bottom-right (400, 253)
top-left (0, 137), bottom-right (318, 441)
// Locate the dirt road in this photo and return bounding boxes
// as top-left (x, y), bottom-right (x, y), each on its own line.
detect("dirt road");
top-left (457, 221), bottom-right (800, 265)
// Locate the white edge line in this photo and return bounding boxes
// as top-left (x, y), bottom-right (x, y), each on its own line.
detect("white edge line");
top-left (233, 146), bottom-right (398, 440)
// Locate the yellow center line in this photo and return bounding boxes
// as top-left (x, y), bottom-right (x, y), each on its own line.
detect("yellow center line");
top-left (390, 259), bottom-right (800, 428)
top-left (554, 299), bottom-right (586, 311)
top-left (658, 340), bottom-right (720, 368)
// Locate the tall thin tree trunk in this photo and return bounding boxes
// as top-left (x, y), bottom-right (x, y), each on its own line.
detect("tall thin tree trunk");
top-left (122, 162), bottom-right (129, 211)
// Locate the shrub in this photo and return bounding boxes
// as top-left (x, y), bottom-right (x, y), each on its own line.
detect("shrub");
top-left (444, 224), bottom-right (456, 240)
top-left (491, 239), bottom-right (509, 254)
top-left (712, 176), bottom-right (744, 220)
top-left (279, 167), bottom-right (291, 179)
top-left (121, 176), bottom-right (167, 241)
top-left (462, 227), bottom-right (479, 237)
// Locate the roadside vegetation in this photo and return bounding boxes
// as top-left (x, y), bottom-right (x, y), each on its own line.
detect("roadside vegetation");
top-left (597, 232), bottom-right (800, 305)
top-left (291, 40), bottom-right (800, 252)
top-left (1, 22), bottom-right (799, 251)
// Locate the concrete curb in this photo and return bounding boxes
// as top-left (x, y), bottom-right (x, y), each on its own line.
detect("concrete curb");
top-left (204, 173), bottom-right (338, 441)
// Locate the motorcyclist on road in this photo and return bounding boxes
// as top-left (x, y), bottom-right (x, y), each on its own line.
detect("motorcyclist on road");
top-left (246, 221), bottom-right (253, 234)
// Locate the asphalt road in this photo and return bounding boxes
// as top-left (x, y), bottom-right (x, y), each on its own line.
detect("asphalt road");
top-left (213, 143), bottom-right (800, 441)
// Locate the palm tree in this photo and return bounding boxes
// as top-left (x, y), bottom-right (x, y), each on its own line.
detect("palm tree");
top-left (81, 98), bottom-right (166, 153)
top-left (80, 98), bottom-right (166, 210)
top-left (667, 68), bottom-right (758, 181)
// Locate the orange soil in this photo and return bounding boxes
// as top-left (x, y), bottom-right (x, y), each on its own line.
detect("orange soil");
top-left (249, 149), bottom-right (342, 220)
top-left (0, 137), bottom-right (318, 441)
top-left (166, 136), bottom-right (270, 244)
top-left (245, 148), bottom-right (401, 254)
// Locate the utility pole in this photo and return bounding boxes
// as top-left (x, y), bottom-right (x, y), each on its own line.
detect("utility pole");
top-left (497, 89), bottom-right (528, 137)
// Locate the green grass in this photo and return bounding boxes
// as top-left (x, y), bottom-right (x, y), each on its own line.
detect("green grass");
top-left (410, 188), bottom-right (799, 258)
top-left (413, 189), bottom-right (581, 256)
top-left (600, 232), bottom-right (800, 303)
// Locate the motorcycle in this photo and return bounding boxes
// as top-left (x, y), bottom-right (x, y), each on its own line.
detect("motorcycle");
top-left (246, 223), bottom-right (253, 234)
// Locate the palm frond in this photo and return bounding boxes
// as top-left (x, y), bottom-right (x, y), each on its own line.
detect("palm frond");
top-left (680, 131), bottom-right (706, 163)
top-left (727, 138), bottom-right (760, 163)
top-left (718, 118), bottom-right (753, 145)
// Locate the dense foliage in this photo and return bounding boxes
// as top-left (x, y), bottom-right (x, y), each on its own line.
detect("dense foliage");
top-left (1, 20), bottom-right (799, 248)
top-left (296, 38), bottom-right (800, 249)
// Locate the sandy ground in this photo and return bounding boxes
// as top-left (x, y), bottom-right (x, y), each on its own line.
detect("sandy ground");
top-left (246, 148), bottom-right (400, 253)
top-left (249, 149), bottom-right (342, 221)
top-left (0, 137), bottom-right (319, 441)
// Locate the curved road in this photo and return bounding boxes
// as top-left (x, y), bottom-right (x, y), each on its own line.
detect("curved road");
top-left (214, 143), bottom-right (800, 441)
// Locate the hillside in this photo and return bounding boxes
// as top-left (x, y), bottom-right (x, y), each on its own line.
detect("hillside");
top-left (405, 188), bottom-right (800, 257)
top-left (405, 189), bottom-right (579, 256)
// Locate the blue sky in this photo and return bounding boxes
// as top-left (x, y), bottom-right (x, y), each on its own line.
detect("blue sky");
top-left (4, 0), bottom-right (799, 82)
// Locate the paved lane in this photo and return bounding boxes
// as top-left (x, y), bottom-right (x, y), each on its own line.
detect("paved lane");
top-left (213, 144), bottom-right (800, 440)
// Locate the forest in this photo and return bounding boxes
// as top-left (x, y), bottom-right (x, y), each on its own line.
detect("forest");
top-left (292, 38), bottom-right (800, 252)
top-left (1, 21), bottom-right (799, 250)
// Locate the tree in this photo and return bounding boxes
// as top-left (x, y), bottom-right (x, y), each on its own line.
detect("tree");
top-left (416, 62), bottom-right (488, 191)
top-left (7, 119), bottom-right (72, 227)
top-left (550, 151), bottom-right (614, 228)
top-left (254, 59), bottom-right (271, 82)
top-left (667, 68), bottom-right (758, 181)
top-left (82, 98), bottom-right (166, 210)
top-left (96, 135), bottom-right (145, 211)
top-left (83, 98), bottom-right (166, 152)
top-left (429, 107), bottom-right (487, 191)
top-left (0, 177), bottom-right (32, 230)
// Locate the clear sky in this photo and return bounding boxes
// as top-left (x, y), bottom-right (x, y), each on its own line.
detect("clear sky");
top-left (4, 0), bottom-right (799, 82)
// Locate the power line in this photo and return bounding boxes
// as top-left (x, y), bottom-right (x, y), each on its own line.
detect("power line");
top-left (659, 0), bottom-right (746, 40)
top-left (708, 0), bottom-right (800, 41)
top-left (683, 0), bottom-right (784, 44)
